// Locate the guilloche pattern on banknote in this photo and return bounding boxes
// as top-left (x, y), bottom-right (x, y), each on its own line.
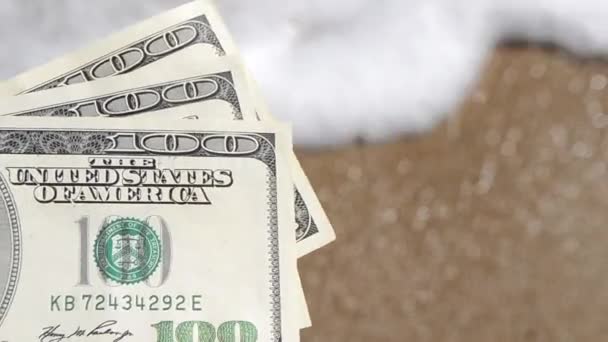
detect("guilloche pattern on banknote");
top-left (24, 15), bottom-right (225, 94)
top-left (294, 190), bottom-right (319, 241)
top-left (15, 72), bottom-right (243, 120)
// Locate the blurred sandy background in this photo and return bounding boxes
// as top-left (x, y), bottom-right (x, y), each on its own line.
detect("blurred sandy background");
top-left (297, 46), bottom-right (608, 341)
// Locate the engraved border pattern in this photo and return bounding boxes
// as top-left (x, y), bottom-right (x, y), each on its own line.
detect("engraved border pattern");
top-left (25, 15), bottom-right (225, 94)
top-left (16, 72), bottom-right (243, 120)
top-left (0, 174), bottom-right (21, 327)
top-left (295, 189), bottom-right (319, 241)
top-left (267, 172), bottom-right (281, 341)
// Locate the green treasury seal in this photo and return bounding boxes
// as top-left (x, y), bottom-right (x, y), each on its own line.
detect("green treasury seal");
top-left (94, 218), bottom-right (161, 284)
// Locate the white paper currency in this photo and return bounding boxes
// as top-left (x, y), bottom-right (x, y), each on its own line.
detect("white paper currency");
top-left (0, 117), bottom-right (299, 341)
top-left (0, 56), bottom-right (313, 328)
top-left (0, 0), bottom-right (335, 332)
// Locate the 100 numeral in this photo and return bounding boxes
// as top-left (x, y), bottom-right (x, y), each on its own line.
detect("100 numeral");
top-left (153, 321), bottom-right (257, 342)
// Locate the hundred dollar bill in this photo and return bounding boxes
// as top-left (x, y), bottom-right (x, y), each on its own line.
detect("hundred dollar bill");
top-left (0, 54), bottom-right (335, 257)
top-left (0, 117), bottom-right (299, 341)
top-left (0, 0), bottom-right (236, 95)
top-left (0, 58), bottom-right (313, 327)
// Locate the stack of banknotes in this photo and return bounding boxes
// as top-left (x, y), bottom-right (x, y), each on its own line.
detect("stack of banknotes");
top-left (0, 1), bottom-right (334, 340)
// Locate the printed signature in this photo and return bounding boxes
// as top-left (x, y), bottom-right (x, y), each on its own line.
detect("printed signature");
top-left (39, 320), bottom-right (133, 342)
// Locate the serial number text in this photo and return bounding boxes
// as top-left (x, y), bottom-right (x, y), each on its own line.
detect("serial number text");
top-left (50, 294), bottom-right (202, 312)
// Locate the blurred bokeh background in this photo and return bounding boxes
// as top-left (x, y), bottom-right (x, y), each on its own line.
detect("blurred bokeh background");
top-left (298, 46), bottom-right (608, 341)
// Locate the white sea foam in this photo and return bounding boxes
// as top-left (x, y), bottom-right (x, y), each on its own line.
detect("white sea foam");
top-left (1, 0), bottom-right (606, 146)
